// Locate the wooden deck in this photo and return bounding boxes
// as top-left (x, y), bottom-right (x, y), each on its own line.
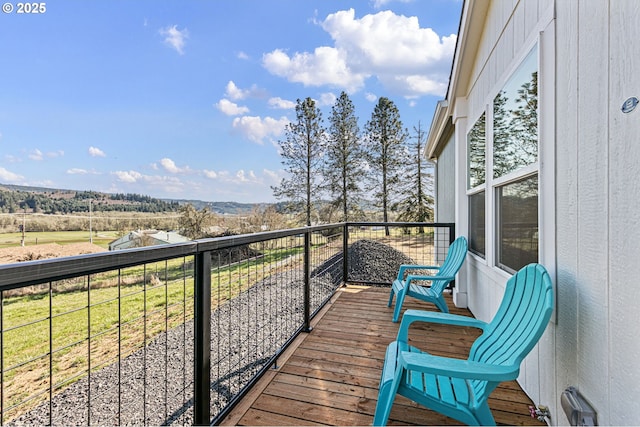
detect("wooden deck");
top-left (221, 286), bottom-right (543, 426)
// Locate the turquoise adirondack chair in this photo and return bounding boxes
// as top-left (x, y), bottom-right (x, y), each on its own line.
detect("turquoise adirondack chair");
top-left (388, 236), bottom-right (467, 322)
top-left (374, 263), bottom-right (554, 426)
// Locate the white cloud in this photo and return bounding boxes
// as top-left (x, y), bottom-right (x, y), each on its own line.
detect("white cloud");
top-left (0, 167), bottom-right (23, 182)
top-left (203, 169), bottom-right (218, 179)
top-left (318, 92), bottom-right (337, 107)
top-left (225, 81), bottom-right (246, 100)
top-left (263, 47), bottom-right (365, 92)
top-left (47, 150), bottom-right (64, 158)
top-left (321, 9), bottom-right (456, 96)
top-left (262, 168), bottom-right (284, 184)
top-left (67, 168), bottom-right (88, 175)
top-left (224, 81), bottom-right (266, 101)
top-left (268, 97), bottom-right (296, 110)
top-left (141, 174), bottom-right (185, 193)
top-left (365, 92), bottom-right (378, 102)
top-left (113, 170), bottom-right (143, 183)
top-left (159, 157), bottom-right (190, 174)
top-left (160, 25), bottom-right (188, 55)
top-left (263, 8), bottom-right (456, 98)
top-left (236, 170), bottom-right (254, 183)
top-left (89, 146), bottom-right (106, 157)
top-left (232, 115), bottom-right (289, 144)
top-left (29, 149), bottom-right (43, 161)
top-left (216, 98), bottom-right (250, 116)
top-left (237, 51), bottom-right (249, 60)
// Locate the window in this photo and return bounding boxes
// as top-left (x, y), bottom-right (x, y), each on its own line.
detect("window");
top-left (496, 175), bottom-right (538, 272)
top-left (466, 45), bottom-right (539, 272)
top-left (467, 113), bottom-right (486, 257)
top-left (493, 48), bottom-right (538, 179)
top-left (469, 191), bottom-right (485, 256)
top-left (493, 46), bottom-right (538, 272)
top-left (467, 113), bottom-right (486, 189)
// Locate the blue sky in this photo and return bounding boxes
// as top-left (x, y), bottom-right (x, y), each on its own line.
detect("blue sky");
top-left (0, 0), bottom-right (461, 203)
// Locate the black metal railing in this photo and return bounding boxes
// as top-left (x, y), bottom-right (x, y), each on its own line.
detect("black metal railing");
top-left (0, 222), bottom-right (454, 426)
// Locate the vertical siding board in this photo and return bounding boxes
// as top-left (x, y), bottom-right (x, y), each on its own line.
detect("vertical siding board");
top-left (513, 0), bottom-right (526, 50)
top-left (554, 0), bottom-right (580, 411)
top-left (576, 0), bottom-right (610, 421)
top-left (536, 16), bottom-right (557, 415)
top-left (523, 0), bottom-right (539, 38)
top-left (608, 1), bottom-right (640, 424)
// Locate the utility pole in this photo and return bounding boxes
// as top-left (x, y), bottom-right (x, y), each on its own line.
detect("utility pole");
top-left (89, 198), bottom-right (93, 244)
top-left (20, 208), bottom-right (25, 247)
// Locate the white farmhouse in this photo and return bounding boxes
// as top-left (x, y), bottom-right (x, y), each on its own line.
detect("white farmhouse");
top-left (426, 0), bottom-right (640, 424)
top-left (108, 230), bottom-right (190, 251)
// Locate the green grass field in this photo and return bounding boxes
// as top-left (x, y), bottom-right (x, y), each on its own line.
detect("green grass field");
top-left (0, 230), bottom-right (120, 249)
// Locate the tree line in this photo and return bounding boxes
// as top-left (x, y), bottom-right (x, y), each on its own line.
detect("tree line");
top-left (271, 92), bottom-right (434, 231)
top-left (0, 189), bottom-right (180, 214)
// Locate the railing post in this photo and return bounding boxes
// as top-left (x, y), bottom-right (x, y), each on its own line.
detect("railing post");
top-left (303, 230), bottom-right (312, 333)
top-left (194, 250), bottom-right (211, 426)
top-left (448, 224), bottom-right (456, 289)
top-left (343, 223), bottom-right (349, 284)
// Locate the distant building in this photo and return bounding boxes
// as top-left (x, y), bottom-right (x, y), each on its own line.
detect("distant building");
top-left (108, 230), bottom-right (190, 251)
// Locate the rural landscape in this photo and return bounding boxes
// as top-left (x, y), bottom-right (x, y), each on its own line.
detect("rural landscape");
top-left (0, 178), bottom-right (443, 424)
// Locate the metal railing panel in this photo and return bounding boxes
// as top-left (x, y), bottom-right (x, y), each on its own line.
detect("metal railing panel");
top-left (0, 222), bottom-right (453, 425)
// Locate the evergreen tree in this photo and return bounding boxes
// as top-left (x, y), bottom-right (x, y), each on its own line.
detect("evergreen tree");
top-left (492, 90), bottom-right (512, 178)
top-left (271, 97), bottom-right (326, 226)
top-left (510, 71), bottom-right (538, 165)
top-left (365, 97), bottom-right (408, 235)
top-left (467, 112), bottom-right (486, 188)
top-left (393, 121), bottom-right (434, 224)
top-left (325, 91), bottom-right (366, 221)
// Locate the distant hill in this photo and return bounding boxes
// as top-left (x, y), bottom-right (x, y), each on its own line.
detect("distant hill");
top-left (170, 199), bottom-right (269, 215)
top-left (0, 183), bottom-right (265, 215)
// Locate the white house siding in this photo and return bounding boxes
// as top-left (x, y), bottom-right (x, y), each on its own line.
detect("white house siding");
top-left (436, 0), bottom-right (640, 424)
top-left (435, 132), bottom-right (456, 223)
top-left (554, 0), bottom-right (640, 424)
top-left (608, 3), bottom-right (640, 424)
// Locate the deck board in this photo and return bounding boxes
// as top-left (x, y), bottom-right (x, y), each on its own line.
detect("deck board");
top-left (221, 286), bottom-right (544, 426)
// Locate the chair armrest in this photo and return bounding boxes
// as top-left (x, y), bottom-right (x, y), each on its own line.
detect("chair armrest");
top-left (397, 309), bottom-right (487, 342)
top-left (405, 274), bottom-right (455, 284)
top-left (397, 264), bottom-right (440, 280)
top-left (399, 351), bottom-right (519, 382)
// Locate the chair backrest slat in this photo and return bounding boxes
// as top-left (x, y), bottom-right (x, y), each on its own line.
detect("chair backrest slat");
top-left (429, 236), bottom-right (468, 295)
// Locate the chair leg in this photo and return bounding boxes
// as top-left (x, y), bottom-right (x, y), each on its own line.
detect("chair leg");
top-left (392, 291), bottom-right (406, 323)
top-left (473, 401), bottom-right (496, 426)
top-left (387, 287), bottom-right (395, 308)
top-left (373, 342), bottom-right (403, 426)
top-left (434, 295), bottom-right (449, 313)
top-left (373, 380), bottom-right (394, 426)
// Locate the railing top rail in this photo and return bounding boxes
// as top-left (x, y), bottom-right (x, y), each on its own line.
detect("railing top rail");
top-left (0, 241), bottom-right (198, 291)
top-left (193, 223), bottom-right (340, 251)
top-left (346, 221), bottom-right (455, 228)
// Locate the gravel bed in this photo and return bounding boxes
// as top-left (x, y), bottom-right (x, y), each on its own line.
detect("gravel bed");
top-left (9, 239), bottom-right (414, 426)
